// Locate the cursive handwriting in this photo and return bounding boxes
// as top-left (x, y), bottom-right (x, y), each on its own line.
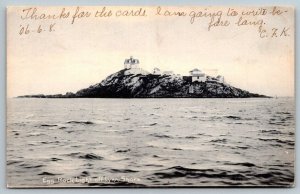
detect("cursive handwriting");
top-left (17, 6), bottom-right (291, 38)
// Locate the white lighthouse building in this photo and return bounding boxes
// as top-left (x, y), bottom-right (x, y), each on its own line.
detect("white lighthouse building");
top-left (189, 68), bottom-right (206, 82)
top-left (123, 56), bottom-right (149, 75)
top-left (124, 56), bottom-right (139, 69)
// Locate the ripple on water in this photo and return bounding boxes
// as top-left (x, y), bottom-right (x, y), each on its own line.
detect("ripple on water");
top-left (79, 153), bottom-right (104, 160)
top-left (66, 152), bottom-right (104, 160)
top-left (149, 133), bottom-right (172, 139)
top-left (258, 138), bottom-right (294, 146)
top-left (7, 98), bottom-right (295, 187)
top-left (7, 160), bottom-right (23, 165)
top-left (223, 162), bottom-right (256, 167)
top-left (110, 168), bottom-right (139, 173)
top-left (115, 149), bottom-right (131, 153)
top-left (22, 164), bottom-right (45, 169)
top-left (225, 116), bottom-right (242, 120)
top-left (87, 181), bottom-right (146, 187)
top-left (79, 171), bottom-right (90, 177)
top-left (50, 157), bottom-right (62, 161)
top-left (38, 172), bottom-right (62, 176)
top-left (39, 124), bottom-right (58, 127)
top-left (67, 121), bottom-right (94, 125)
top-left (152, 166), bottom-right (248, 180)
top-left (210, 138), bottom-right (227, 143)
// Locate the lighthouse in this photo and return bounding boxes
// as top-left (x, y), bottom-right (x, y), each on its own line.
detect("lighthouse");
top-left (123, 56), bottom-right (149, 75)
top-left (124, 56), bottom-right (140, 69)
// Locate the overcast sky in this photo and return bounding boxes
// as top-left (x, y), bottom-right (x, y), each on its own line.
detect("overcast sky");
top-left (7, 6), bottom-right (294, 97)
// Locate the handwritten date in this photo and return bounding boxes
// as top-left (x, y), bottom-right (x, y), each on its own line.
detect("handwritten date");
top-left (19, 23), bottom-right (56, 35)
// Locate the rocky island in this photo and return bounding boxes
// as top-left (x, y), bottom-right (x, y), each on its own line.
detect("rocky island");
top-left (18, 57), bottom-right (267, 98)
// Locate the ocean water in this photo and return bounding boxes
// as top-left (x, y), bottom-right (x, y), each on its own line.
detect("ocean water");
top-left (7, 98), bottom-right (295, 187)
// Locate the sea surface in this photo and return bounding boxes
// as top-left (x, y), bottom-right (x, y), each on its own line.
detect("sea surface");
top-left (7, 98), bottom-right (295, 187)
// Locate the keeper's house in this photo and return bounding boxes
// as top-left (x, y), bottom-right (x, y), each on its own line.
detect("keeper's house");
top-left (190, 68), bottom-right (206, 82)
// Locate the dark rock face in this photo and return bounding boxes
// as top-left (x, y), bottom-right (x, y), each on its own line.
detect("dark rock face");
top-left (18, 69), bottom-right (267, 98)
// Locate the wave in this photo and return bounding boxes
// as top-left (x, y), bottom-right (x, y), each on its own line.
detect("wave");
top-left (118, 129), bottom-right (134, 134)
top-left (22, 164), bottom-right (45, 169)
top-left (144, 164), bottom-right (164, 167)
top-left (260, 130), bottom-right (282, 134)
top-left (152, 166), bottom-right (249, 181)
top-left (7, 160), bottom-right (23, 165)
top-left (225, 116), bottom-right (242, 120)
top-left (268, 112), bottom-right (294, 127)
top-left (268, 121), bottom-right (290, 126)
top-left (40, 140), bottom-right (60, 145)
top-left (150, 165), bottom-right (294, 185)
top-left (27, 132), bottom-right (45, 137)
top-left (258, 138), bottom-right (294, 146)
top-left (80, 171), bottom-right (90, 177)
top-left (40, 124), bottom-right (58, 127)
top-left (140, 123), bottom-right (159, 128)
top-left (185, 136), bottom-right (197, 139)
top-left (210, 138), bottom-right (227, 143)
top-left (116, 149), bottom-right (131, 153)
top-left (110, 168), bottom-right (139, 173)
top-left (59, 126), bottom-right (67, 129)
top-left (224, 162), bottom-right (256, 167)
top-left (172, 148), bottom-right (182, 150)
top-left (66, 152), bottom-right (104, 160)
top-left (50, 157), bottom-right (62, 161)
top-left (88, 181), bottom-right (145, 187)
top-left (79, 153), bottom-right (104, 160)
top-left (150, 133), bottom-right (172, 139)
top-left (67, 121), bottom-right (94, 125)
top-left (236, 146), bottom-right (250, 150)
top-left (276, 112), bottom-right (292, 115)
top-left (38, 171), bottom-right (61, 176)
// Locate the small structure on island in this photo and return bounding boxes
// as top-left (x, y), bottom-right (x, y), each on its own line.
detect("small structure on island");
top-left (206, 76), bottom-right (213, 82)
top-left (152, 67), bottom-right (161, 75)
top-left (183, 68), bottom-right (225, 84)
top-left (124, 56), bottom-right (139, 69)
top-left (207, 75), bottom-right (225, 84)
top-left (123, 56), bottom-right (149, 75)
top-left (189, 68), bottom-right (206, 82)
top-left (216, 75), bottom-right (225, 83)
top-left (163, 71), bottom-right (175, 76)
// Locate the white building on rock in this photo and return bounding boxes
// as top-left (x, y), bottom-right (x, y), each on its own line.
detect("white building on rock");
top-left (124, 56), bottom-right (139, 69)
top-left (163, 71), bottom-right (174, 76)
top-left (189, 68), bottom-right (206, 82)
top-left (216, 75), bottom-right (225, 83)
top-left (152, 68), bottom-right (161, 75)
top-left (123, 56), bottom-right (149, 75)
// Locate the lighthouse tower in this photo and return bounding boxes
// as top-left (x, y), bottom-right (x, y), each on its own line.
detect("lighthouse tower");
top-left (123, 56), bottom-right (149, 75)
top-left (124, 56), bottom-right (139, 69)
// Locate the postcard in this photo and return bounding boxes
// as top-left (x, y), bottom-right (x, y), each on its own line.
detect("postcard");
top-left (6, 6), bottom-right (294, 188)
